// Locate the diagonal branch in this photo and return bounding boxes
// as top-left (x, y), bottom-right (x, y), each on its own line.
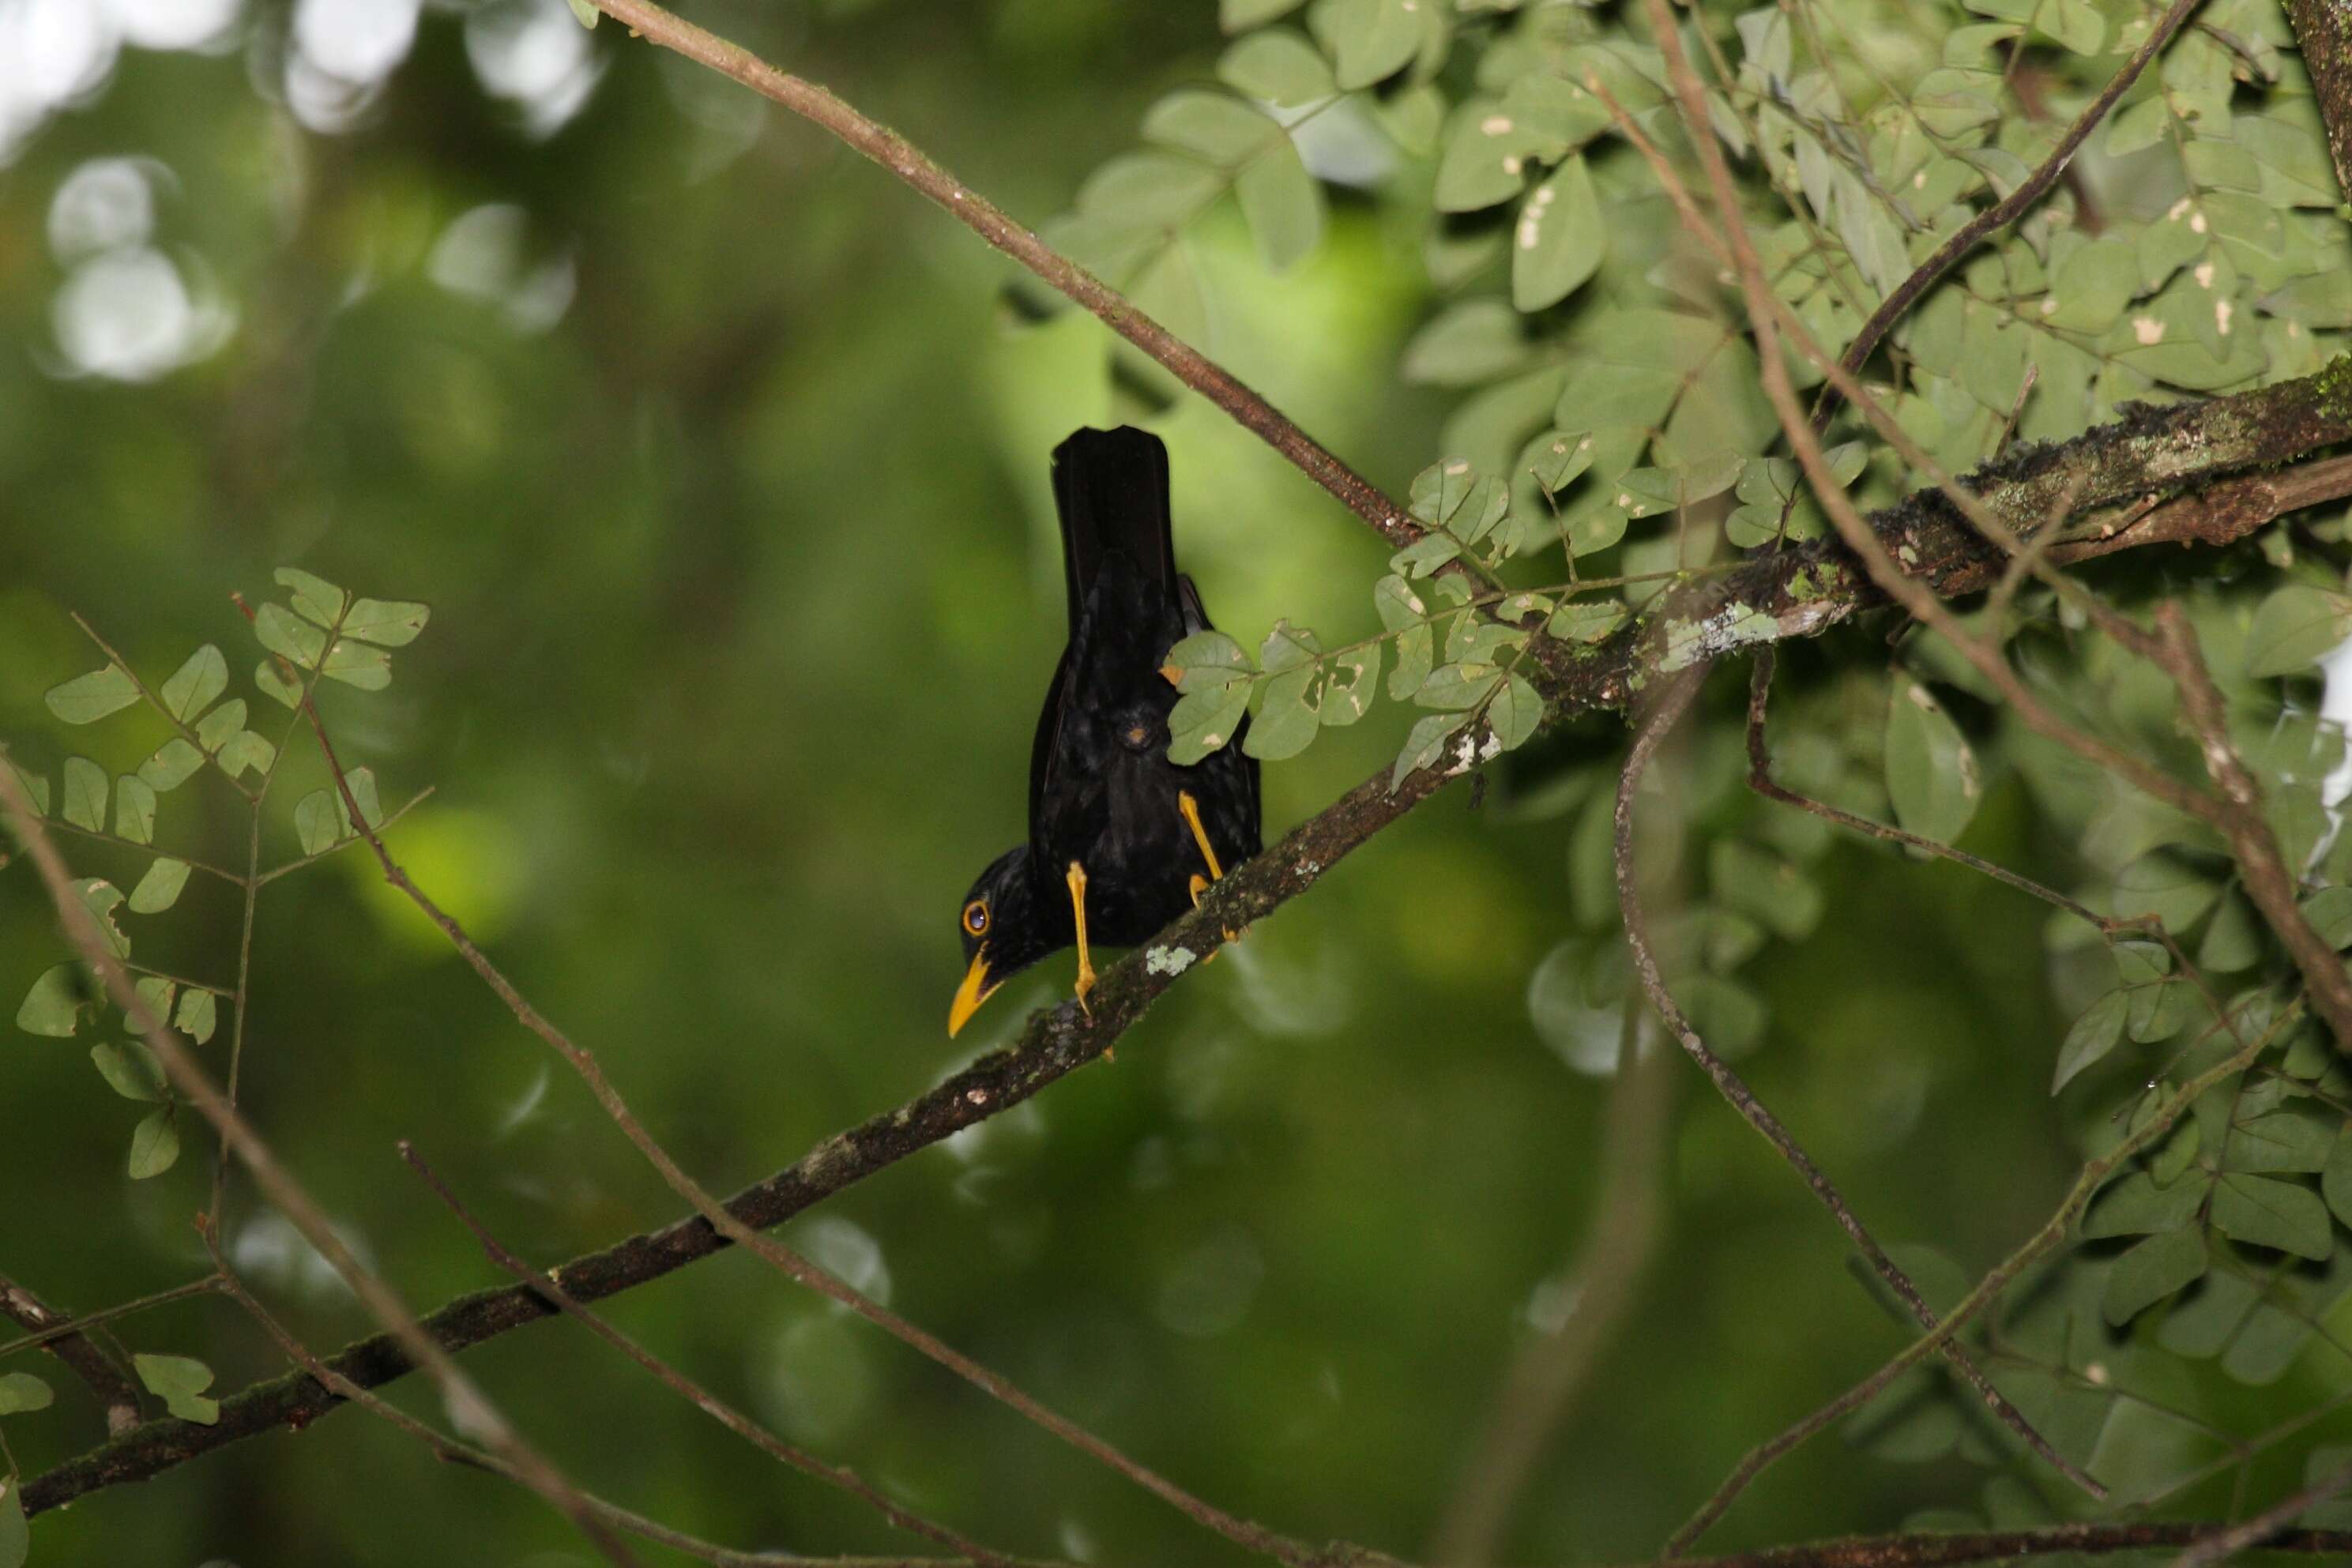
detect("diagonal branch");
top-left (0, 1273), bottom-right (143, 1437)
top-left (22, 350), bottom-right (2352, 1511)
top-left (584, 0), bottom-right (1419, 550)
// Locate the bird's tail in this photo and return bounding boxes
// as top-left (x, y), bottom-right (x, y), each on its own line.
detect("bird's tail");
top-left (1050, 426), bottom-right (1176, 631)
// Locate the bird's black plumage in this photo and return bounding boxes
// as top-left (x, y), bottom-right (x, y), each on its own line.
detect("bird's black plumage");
top-left (950, 427), bottom-right (1261, 1033)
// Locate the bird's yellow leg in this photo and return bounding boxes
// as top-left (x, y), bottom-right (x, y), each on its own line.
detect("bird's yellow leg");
top-left (1177, 791), bottom-right (1225, 884)
top-left (1179, 794), bottom-right (1241, 949)
top-left (1066, 861), bottom-right (1097, 1015)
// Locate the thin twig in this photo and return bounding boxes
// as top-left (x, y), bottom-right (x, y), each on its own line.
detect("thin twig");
top-left (2150, 602), bottom-right (2352, 1048)
top-left (0, 767), bottom-right (644, 1568)
top-left (1665, 997), bottom-right (2292, 1548)
top-left (584, 0), bottom-right (1417, 551)
top-left (1639, 1519), bottom-right (2352, 1567)
top-left (2174, 1457), bottom-right (2352, 1568)
top-left (0, 1273), bottom-right (143, 1436)
top-left (0, 1275), bottom-right (224, 1363)
top-left (298, 694), bottom-right (1329, 1568)
top-left (1618, 662), bottom-right (2104, 1515)
top-left (1816, 0), bottom-right (2208, 423)
top-left (397, 1143), bottom-right (1012, 1566)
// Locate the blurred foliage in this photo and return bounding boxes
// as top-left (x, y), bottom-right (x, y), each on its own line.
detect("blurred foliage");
top-left (4, 0), bottom-right (2352, 1565)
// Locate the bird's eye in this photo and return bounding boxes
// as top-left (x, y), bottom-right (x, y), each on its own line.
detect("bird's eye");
top-left (963, 901), bottom-right (989, 937)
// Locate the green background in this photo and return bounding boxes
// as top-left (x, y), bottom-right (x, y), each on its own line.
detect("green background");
top-left (0, 2), bottom-right (2325, 1563)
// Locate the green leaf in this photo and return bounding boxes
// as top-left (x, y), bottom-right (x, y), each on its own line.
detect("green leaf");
top-left (92, 1040), bottom-right (166, 1103)
top-left (566, 0), bottom-right (598, 25)
top-left (1168, 682), bottom-right (1252, 765)
top-left (254, 658), bottom-right (303, 709)
top-left (2211, 1173), bottom-right (2334, 1260)
top-left (1526, 429), bottom-right (1596, 494)
top-left (114, 776), bottom-right (156, 845)
top-left (1417, 662), bottom-right (1503, 711)
top-left (1330, 0), bottom-right (1420, 90)
top-left (128, 976), bottom-right (172, 1035)
top-left (216, 731), bottom-right (275, 780)
top-left (158, 645), bottom-right (228, 721)
top-left (254, 603), bottom-right (327, 668)
top-left (2042, 237), bottom-right (2137, 333)
top-left (1548, 600), bottom-right (1628, 645)
top-left (137, 739), bottom-right (204, 793)
top-left (1487, 674), bottom-right (1544, 753)
top-left (1390, 533), bottom-right (1461, 577)
top-left (60, 756), bottom-right (106, 833)
top-left (295, 791), bottom-right (343, 857)
top-left (1511, 155), bottom-right (1604, 312)
top-left (1244, 667), bottom-right (1321, 760)
top-left (45, 664), bottom-right (140, 725)
top-left (1392, 712), bottom-right (1470, 791)
top-left (175, 988), bottom-right (216, 1046)
top-left (17, 964), bottom-right (87, 1038)
top-left (2102, 1228), bottom-right (2208, 1325)
top-left (1236, 139), bottom-right (1324, 272)
top-left (0, 1371), bottom-right (54, 1415)
top-left (1259, 620), bottom-right (1321, 674)
top-left (2082, 1170), bottom-right (2207, 1237)
top-left (127, 857), bottom-right (191, 915)
top-left (1221, 0), bottom-right (1305, 29)
top-left (134, 1352), bottom-right (217, 1422)
top-left (276, 566), bottom-right (350, 629)
top-left (2, 1473), bottom-right (28, 1568)
top-left (2244, 585), bottom-right (2352, 678)
top-left (1165, 630), bottom-right (1254, 690)
top-left (2325, 1137), bottom-right (2352, 1231)
top-left (4, 761), bottom-right (47, 818)
top-left (337, 767), bottom-right (385, 833)
top-left (1885, 680), bottom-right (1981, 846)
top-left (194, 698), bottom-right (248, 754)
top-left (1219, 28), bottom-right (1334, 107)
top-left (2224, 1111), bottom-right (2337, 1174)
top-left (2301, 886), bottom-right (2352, 948)
top-left (1144, 89), bottom-right (1278, 165)
top-left (2052, 989), bottom-right (2127, 1092)
top-left (1322, 645), bottom-right (1379, 727)
top-left (1403, 301), bottom-right (1532, 387)
top-left (320, 640), bottom-right (393, 691)
top-left (127, 1107), bottom-right (180, 1181)
top-left (341, 596), bottom-right (427, 649)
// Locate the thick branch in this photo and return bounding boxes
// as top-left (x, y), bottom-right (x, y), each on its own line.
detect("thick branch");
top-left (1651, 1521), bottom-right (2352, 1568)
top-left (2282, 0), bottom-right (2352, 201)
top-left (584, 0), bottom-right (1418, 550)
top-left (0, 1273), bottom-right (142, 1437)
top-left (25, 353), bottom-right (2352, 1514)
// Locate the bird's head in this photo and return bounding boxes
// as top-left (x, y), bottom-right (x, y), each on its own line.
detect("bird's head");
top-left (949, 845), bottom-right (1051, 1037)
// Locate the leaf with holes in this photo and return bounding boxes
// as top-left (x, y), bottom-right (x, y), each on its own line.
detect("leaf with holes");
top-left (175, 988), bottom-right (216, 1046)
top-left (1244, 666), bottom-right (1322, 760)
top-left (1392, 712), bottom-right (1471, 792)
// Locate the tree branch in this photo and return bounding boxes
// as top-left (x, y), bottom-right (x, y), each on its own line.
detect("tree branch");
top-left (23, 348), bottom-right (2352, 1513)
top-left (2281, 0), bottom-right (2352, 201)
top-left (0, 1273), bottom-right (143, 1437)
top-left (1647, 1521), bottom-right (2352, 1567)
top-left (582, 0), bottom-right (1419, 551)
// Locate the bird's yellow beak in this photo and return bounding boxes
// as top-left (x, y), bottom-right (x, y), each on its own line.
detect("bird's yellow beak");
top-left (947, 949), bottom-right (1001, 1038)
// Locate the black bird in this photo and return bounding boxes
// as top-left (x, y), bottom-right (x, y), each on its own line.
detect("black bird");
top-left (950, 427), bottom-right (1262, 1036)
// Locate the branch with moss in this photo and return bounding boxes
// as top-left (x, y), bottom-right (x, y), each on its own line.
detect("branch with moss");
top-left (22, 344), bottom-right (2352, 1515)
